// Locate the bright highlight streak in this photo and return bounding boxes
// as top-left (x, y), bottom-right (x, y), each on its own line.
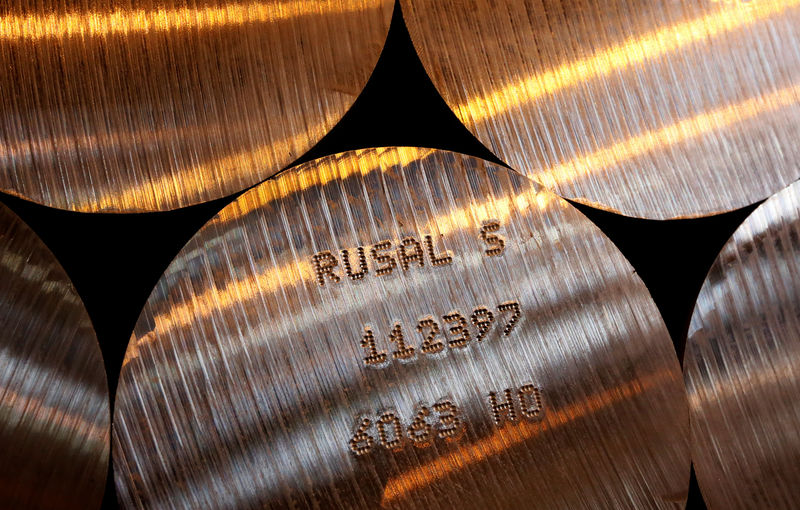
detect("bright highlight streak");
top-left (381, 370), bottom-right (676, 504)
top-left (536, 82), bottom-right (800, 188)
top-left (459, 0), bottom-right (800, 124)
top-left (85, 119), bottom-right (335, 211)
top-left (0, 1), bottom-right (385, 40)
top-left (130, 148), bottom-right (552, 345)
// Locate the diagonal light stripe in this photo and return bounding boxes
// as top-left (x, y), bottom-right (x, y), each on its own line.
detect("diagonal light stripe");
top-left (535, 82), bottom-right (800, 188)
top-left (0, 0), bottom-right (387, 40)
top-left (457, 0), bottom-right (800, 124)
top-left (381, 369), bottom-right (677, 504)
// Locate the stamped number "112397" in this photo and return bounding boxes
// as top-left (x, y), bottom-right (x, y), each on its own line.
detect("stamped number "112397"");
top-left (358, 300), bottom-right (521, 369)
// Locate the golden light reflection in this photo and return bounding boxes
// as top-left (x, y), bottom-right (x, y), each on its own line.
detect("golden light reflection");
top-left (0, 0), bottom-right (387, 41)
top-left (219, 147), bottom-right (556, 225)
top-left (125, 149), bottom-right (554, 354)
top-left (218, 147), bottom-right (433, 223)
top-left (381, 369), bottom-right (678, 504)
top-left (458, 0), bottom-right (800, 125)
top-left (77, 116), bottom-right (334, 212)
top-left (536, 82), bottom-right (800, 189)
top-left (88, 127), bottom-right (420, 212)
top-left (84, 0), bottom-right (800, 211)
top-left (84, 120), bottom-right (332, 211)
top-left (0, 118), bottom-right (336, 212)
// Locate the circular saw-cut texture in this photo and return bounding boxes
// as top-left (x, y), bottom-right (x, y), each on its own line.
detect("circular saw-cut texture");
top-left (0, 202), bottom-right (109, 509)
top-left (686, 179), bottom-right (800, 510)
top-left (401, 0), bottom-right (800, 219)
top-left (0, 0), bottom-right (393, 211)
top-left (114, 147), bottom-right (689, 509)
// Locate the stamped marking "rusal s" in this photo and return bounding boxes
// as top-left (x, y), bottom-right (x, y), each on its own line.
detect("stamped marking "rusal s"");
top-left (311, 234), bottom-right (453, 286)
top-left (310, 221), bottom-right (506, 286)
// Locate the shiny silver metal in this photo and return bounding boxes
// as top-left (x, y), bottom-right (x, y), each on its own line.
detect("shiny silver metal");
top-left (114, 147), bottom-right (689, 509)
top-left (685, 179), bottom-right (800, 509)
top-left (0, 201), bottom-right (109, 509)
top-left (0, 0), bottom-right (393, 212)
top-left (400, 0), bottom-right (800, 220)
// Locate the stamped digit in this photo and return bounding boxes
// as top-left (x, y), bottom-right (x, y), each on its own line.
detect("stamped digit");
top-left (417, 317), bottom-right (445, 354)
top-left (442, 311), bottom-right (470, 348)
top-left (349, 399), bottom-right (467, 457)
top-left (377, 412), bottom-right (404, 450)
top-left (389, 322), bottom-right (415, 360)
top-left (407, 407), bottom-right (433, 446)
top-left (349, 418), bottom-right (374, 456)
top-left (471, 306), bottom-right (495, 341)
top-left (433, 400), bottom-right (463, 439)
top-left (360, 327), bottom-right (388, 366)
top-left (497, 301), bottom-right (521, 336)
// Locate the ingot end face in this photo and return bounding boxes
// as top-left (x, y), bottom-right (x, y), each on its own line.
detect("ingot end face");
top-left (0, 202), bottom-right (109, 509)
top-left (0, 0), bottom-right (393, 212)
top-left (400, 0), bottom-right (800, 219)
top-left (685, 180), bottom-right (800, 509)
top-left (114, 147), bottom-right (689, 509)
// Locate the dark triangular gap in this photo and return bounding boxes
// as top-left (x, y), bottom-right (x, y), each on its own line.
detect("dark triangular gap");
top-left (570, 200), bottom-right (758, 361)
top-left (686, 464), bottom-right (708, 510)
top-left (0, 191), bottom-right (239, 399)
top-left (0, 191), bottom-right (239, 510)
top-left (568, 202), bottom-right (761, 510)
top-left (292, 0), bottom-right (503, 168)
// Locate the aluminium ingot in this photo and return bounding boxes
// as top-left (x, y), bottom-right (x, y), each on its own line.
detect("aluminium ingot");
top-left (400, 0), bottom-right (800, 219)
top-left (685, 179), bottom-right (800, 509)
top-left (0, 201), bottom-right (109, 509)
top-left (0, 0), bottom-right (393, 211)
top-left (113, 147), bottom-right (689, 509)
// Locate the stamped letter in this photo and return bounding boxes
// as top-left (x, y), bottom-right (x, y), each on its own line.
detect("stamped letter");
top-left (311, 250), bottom-right (341, 286)
top-left (371, 240), bottom-right (397, 277)
top-left (424, 234), bottom-right (453, 266)
top-left (480, 220), bottom-right (505, 257)
top-left (487, 389), bottom-right (517, 425)
top-left (398, 237), bottom-right (425, 270)
top-left (341, 246), bottom-right (368, 280)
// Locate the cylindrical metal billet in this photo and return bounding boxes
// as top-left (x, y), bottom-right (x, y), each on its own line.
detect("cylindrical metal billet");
top-left (685, 180), bottom-right (800, 509)
top-left (0, 0), bottom-right (393, 211)
top-left (0, 202), bottom-right (109, 509)
top-left (400, 0), bottom-right (800, 219)
top-left (114, 147), bottom-right (689, 508)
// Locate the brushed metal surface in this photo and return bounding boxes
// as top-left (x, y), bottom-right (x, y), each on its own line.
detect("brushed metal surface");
top-left (0, 202), bottom-right (109, 509)
top-left (400, 0), bottom-right (800, 219)
top-left (0, 0), bottom-right (392, 212)
top-left (685, 180), bottom-right (800, 509)
top-left (114, 147), bottom-right (689, 509)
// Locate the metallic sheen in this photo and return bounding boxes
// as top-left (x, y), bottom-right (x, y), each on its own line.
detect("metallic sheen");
top-left (0, 0), bottom-right (392, 212)
top-left (114, 147), bottom-right (689, 509)
top-left (400, 0), bottom-right (800, 219)
top-left (0, 202), bottom-right (109, 509)
top-left (685, 180), bottom-right (800, 509)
